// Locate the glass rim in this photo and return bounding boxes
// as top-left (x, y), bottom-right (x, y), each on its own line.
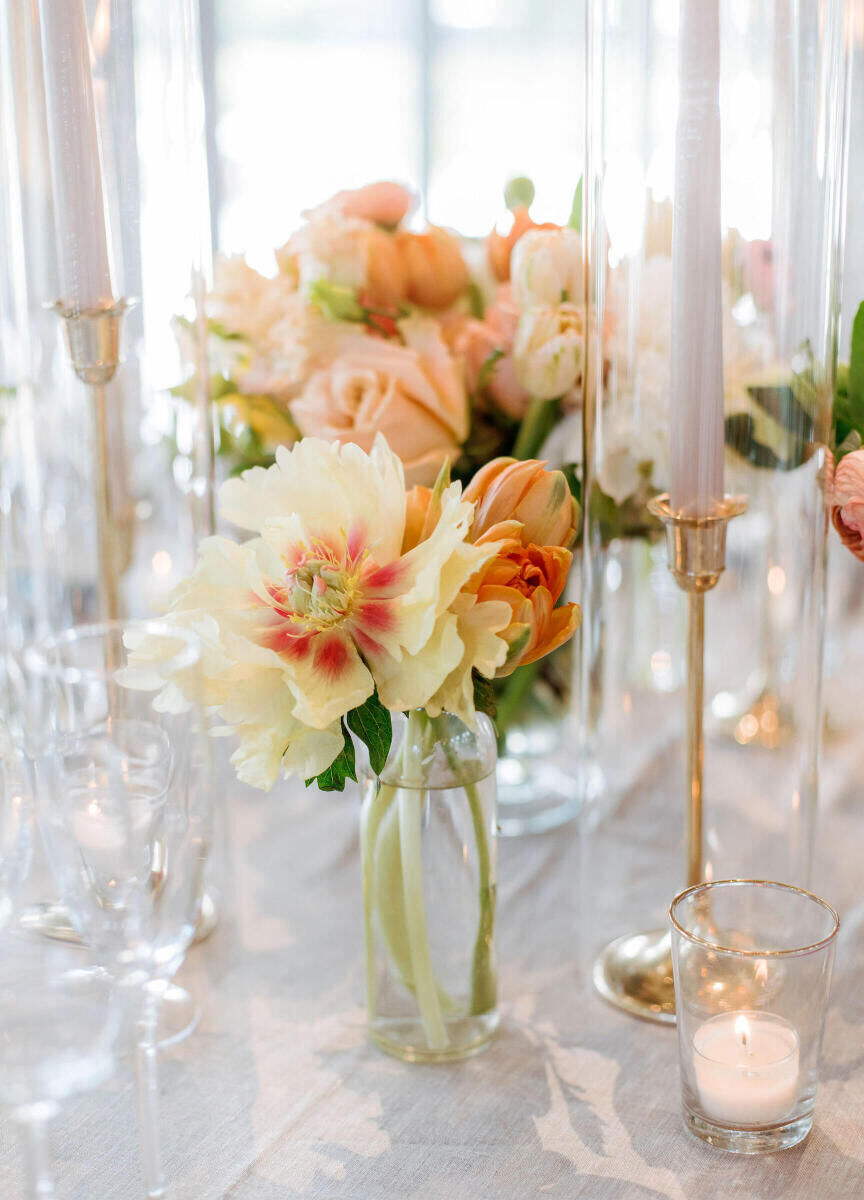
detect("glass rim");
top-left (24, 619), bottom-right (201, 682)
top-left (669, 879), bottom-right (840, 958)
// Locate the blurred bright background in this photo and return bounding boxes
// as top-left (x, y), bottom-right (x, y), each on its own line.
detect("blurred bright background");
top-left (202, 0), bottom-right (585, 268)
top-left (200, 0), bottom-right (862, 348)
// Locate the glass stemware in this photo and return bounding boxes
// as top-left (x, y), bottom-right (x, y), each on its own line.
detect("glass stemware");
top-left (28, 620), bottom-right (212, 1200)
top-left (0, 932), bottom-right (121, 1199)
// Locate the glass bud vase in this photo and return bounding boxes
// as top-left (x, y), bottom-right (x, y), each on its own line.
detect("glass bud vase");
top-left (361, 710), bottom-right (499, 1063)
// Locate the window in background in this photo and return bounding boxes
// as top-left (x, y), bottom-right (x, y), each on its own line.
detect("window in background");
top-left (207, 0), bottom-right (586, 264)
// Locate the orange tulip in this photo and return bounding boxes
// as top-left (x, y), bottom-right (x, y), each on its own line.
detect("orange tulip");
top-left (402, 485), bottom-right (433, 553)
top-left (464, 458), bottom-right (578, 549)
top-left (364, 227), bottom-right (408, 307)
top-left (487, 208), bottom-right (560, 283)
top-left (397, 227), bottom-right (470, 309)
top-left (469, 532), bottom-right (581, 675)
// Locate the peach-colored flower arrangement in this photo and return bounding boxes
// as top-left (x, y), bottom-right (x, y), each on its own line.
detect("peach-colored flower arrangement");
top-left (199, 177), bottom-right (588, 486)
top-left (189, 177), bottom-right (587, 739)
top-left (131, 436), bottom-right (579, 793)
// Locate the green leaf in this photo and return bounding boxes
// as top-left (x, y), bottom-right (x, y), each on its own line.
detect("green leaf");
top-left (568, 176), bottom-right (583, 233)
top-left (504, 176), bottom-right (535, 212)
top-left (502, 626), bottom-right (531, 669)
top-left (307, 721), bottom-right (357, 792)
top-left (467, 281), bottom-right (485, 320)
top-left (208, 319), bottom-right (245, 341)
top-left (472, 670), bottom-right (497, 722)
top-left (346, 692), bottom-right (392, 777)
top-left (512, 395), bottom-right (562, 460)
top-left (847, 301), bottom-right (864, 428)
top-left (476, 347), bottom-right (504, 393)
top-left (308, 279), bottom-right (366, 323)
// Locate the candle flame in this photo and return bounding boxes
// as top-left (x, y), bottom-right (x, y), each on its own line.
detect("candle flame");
top-left (735, 1014), bottom-right (752, 1054)
top-left (755, 960), bottom-right (768, 985)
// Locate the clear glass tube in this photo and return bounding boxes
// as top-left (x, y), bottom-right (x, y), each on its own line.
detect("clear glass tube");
top-left (361, 710), bottom-right (499, 1063)
top-left (582, 0), bottom-right (853, 902)
top-left (670, 879), bottom-right (839, 1153)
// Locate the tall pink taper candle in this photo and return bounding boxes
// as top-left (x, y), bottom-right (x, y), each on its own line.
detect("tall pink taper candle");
top-left (39, 0), bottom-right (113, 312)
top-left (669, 0), bottom-right (725, 516)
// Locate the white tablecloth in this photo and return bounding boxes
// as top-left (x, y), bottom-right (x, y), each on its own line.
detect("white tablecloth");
top-left (1, 719), bottom-right (863, 1199)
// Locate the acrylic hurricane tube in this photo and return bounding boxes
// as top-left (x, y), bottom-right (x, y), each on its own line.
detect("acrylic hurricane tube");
top-left (0, 0), bottom-right (214, 679)
top-left (0, 0), bottom-right (220, 1006)
top-left (580, 0), bottom-right (851, 952)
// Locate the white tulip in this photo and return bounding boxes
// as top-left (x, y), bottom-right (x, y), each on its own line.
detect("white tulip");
top-left (511, 227), bottom-right (583, 310)
top-left (513, 303), bottom-right (586, 400)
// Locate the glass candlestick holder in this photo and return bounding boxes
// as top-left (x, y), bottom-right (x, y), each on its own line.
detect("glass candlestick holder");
top-left (670, 879), bottom-right (839, 1154)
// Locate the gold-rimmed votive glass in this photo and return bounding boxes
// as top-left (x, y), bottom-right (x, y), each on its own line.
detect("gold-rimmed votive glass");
top-left (670, 879), bottom-right (839, 1154)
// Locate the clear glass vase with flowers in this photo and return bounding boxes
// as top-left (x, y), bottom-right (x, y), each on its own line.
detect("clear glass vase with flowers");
top-left (129, 434), bottom-right (579, 1061)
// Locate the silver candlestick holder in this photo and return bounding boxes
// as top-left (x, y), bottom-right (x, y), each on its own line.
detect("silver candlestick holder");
top-left (592, 492), bottom-right (747, 1024)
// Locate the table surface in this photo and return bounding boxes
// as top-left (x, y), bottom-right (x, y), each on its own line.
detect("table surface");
top-left (2, 703), bottom-right (863, 1200)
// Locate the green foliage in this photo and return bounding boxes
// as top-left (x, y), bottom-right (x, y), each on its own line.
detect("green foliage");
top-left (346, 691), bottom-right (393, 777)
top-left (307, 721), bottom-right (356, 792)
top-left (835, 302), bottom-right (864, 457)
top-left (472, 670), bottom-right (498, 723)
top-left (504, 176), bottom-right (535, 212)
top-left (568, 176), bottom-right (583, 233)
top-left (512, 395), bottom-right (562, 460)
top-left (476, 348), bottom-right (505, 393)
top-left (467, 281), bottom-right (486, 320)
top-left (308, 279), bottom-right (366, 323)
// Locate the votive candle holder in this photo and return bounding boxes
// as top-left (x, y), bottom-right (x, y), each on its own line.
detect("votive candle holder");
top-left (670, 879), bottom-right (838, 1154)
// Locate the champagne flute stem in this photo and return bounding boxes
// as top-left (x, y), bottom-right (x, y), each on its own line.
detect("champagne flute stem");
top-left (16, 1106), bottom-right (56, 1199)
top-left (135, 990), bottom-right (166, 1199)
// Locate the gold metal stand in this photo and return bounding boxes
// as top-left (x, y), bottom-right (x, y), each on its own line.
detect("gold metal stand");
top-left (53, 300), bottom-right (132, 621)
top-left (592, 493), bottom-right (747, 1024)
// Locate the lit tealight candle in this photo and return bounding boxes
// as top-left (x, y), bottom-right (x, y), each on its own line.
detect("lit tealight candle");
top-left (693, 1011), bottom-right (800, 1126)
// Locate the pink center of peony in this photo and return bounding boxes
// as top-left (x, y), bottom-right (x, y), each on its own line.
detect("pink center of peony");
top-left (255, 525), bottom-right (404, 667)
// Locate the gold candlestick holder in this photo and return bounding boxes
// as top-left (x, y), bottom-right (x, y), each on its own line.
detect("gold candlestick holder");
top-left (592, 492), bottom-right (747, 1024)
top-left (52, 299), bottom-right (132, 621)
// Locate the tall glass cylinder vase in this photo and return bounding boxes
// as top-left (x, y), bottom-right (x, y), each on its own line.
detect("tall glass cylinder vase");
top-left (0, 0), bottom-right (214, 678)
top-left (0, 1), bottom-right (218, 983)
top-left (581, 0), bottom-right (851, 977)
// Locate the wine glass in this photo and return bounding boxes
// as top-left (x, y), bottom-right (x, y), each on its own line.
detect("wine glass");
top-left (0, 932), bottom-right (121, 1199)
top-left (0, 720), bottom-right (33, 928)
top-left (28, 620), bottom-right (212, 1200)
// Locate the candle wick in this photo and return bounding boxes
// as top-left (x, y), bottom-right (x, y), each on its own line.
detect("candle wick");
top-left (739, 1029), bottom-right (751, 1056)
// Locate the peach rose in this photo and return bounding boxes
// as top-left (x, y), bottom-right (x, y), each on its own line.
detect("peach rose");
top-left (464, 458), bottom-right (578, 549)
top-left (443, 286), bottom-right (530, 419)
top-left (290, 318), bottom-right (468, 487)
top-left (396, 227), bottom-right (469, 309)
top-left (487, 207), bottom-right (560, 283)
top-left (832, 449), bottom-right (864, 562)
top-left (332, 181), bottom-right (415, 228)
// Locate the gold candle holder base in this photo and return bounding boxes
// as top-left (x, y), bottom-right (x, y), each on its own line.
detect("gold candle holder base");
top-left (592, 493), bottom-right (747, 1025)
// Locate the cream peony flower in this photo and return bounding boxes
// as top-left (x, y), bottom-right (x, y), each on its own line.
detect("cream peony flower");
top-left (290, 317), bottom-right (469, 486)
top-left (513, 303), bottom-right (587, 401)
top-left (136, 437), bottom-right (507, 787)
top-left (510, 227), bottom-right (583, 310)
